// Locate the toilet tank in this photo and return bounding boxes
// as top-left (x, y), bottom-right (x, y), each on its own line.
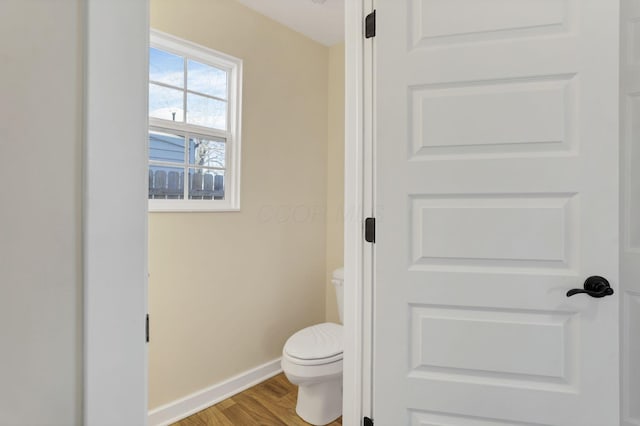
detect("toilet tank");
top-left (332, 267), bottom-right (344, 324)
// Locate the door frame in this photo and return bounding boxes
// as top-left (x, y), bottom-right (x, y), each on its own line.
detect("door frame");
top-left (83, 0), bottom-right (150, 424)
top-left (343, 0), bottom-right (372, 425)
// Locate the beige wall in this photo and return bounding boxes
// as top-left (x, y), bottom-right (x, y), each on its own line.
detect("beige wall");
top-left (325, 44), bottom-right (345, 323)
top-left (0, 0), bottom-right (82, 424)
top-left (149, 0), bottom-right (331, 408)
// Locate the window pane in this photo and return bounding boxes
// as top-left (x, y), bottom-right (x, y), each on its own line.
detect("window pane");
top-left (150, 131), bottom-right (185, 163)
top-left (149, 165), bottom-right (185, 199)
top-left (187, 60), bottom-right (227, 99)
top-left (189, 168), bottom-right (224, 200)
top-left (187, 93), bottom-right (226, 130)
top-left (150, 83), bottom-right (184, 122)
top-left (189, 136), bottom-right (225, 168)
top-left (149, 48), bottom-right (184, 88)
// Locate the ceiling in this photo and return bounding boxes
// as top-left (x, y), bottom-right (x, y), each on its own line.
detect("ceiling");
top-left (235, 0), bottom-right (345, 46)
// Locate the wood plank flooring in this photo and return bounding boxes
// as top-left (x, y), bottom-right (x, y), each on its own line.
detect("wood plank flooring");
top-left (172, 373), bottom-right (342, 426)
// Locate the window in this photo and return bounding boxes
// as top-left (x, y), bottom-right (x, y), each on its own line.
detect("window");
top-left (148, 30), bottom-right (242, 211)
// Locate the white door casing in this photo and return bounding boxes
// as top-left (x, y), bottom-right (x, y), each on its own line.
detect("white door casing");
top-left (621, 0), bottom-right (640, 424)
top-left (372, 1), bottom-right (620, 425)
top-left (84, 0), bottom-right (149, 424)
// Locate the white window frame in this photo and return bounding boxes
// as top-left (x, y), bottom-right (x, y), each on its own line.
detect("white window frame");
top-left (149, 29), bottom-right (242, 212)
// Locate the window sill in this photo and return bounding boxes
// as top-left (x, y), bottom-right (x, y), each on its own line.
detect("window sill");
top-left (148, 200), bottom-right (240, 212)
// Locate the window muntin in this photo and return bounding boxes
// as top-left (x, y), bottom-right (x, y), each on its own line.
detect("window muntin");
top-left (148, 30), bottom-right (241, 211)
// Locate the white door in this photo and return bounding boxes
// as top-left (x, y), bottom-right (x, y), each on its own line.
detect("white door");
top-left (372, 1), bottom-right (620, 425)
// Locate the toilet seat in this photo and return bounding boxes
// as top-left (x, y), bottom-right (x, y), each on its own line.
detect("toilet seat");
top-left (284, 351), bottom-right (343, 366)
top-left (284, 323), bottom-right (343, 366)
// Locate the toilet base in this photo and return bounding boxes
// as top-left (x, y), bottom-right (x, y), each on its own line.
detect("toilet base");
top-left (295, 377), bottom-right (342, 426)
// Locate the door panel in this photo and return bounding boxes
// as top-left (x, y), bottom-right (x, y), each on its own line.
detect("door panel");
top-left (410, 76), bottom-right (577, 158)
top-left (372, 1), bottom-right (620, 425)
top-left (411, 0), bottom-right (572, 48)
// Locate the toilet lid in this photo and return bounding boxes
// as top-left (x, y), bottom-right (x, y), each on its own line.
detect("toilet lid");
top-left (284, 322), bottom-right (343, 361)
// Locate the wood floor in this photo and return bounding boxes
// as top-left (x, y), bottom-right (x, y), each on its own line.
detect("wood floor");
top-left (172, 373), bottom-right (342, 426)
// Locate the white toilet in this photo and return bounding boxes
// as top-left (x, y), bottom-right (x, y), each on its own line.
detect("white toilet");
top-left (281, 267), bottom-right (344, 426)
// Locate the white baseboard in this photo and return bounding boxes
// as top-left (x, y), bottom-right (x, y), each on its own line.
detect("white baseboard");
top-left (148, 357), bottom-right (283, 426)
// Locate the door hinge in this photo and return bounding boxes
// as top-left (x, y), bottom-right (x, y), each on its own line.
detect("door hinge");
top-left (365, 217), bottom-right (376, 243)
top-left (365, 10), bottom-right (376, 38)
top-left (146, 314), bottom-right (150, 343)
top-left (364, 417), bottom-right (374, 426)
